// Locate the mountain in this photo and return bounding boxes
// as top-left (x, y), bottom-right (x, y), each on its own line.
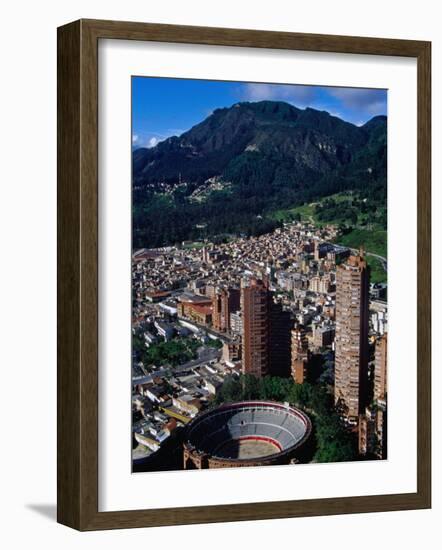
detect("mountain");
top-left (132, 101), bottom-right (387, 248)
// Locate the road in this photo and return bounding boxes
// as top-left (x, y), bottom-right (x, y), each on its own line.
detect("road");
top-left (133, 347), bottom-right (221, 384)
top-left (176, 346), bottom-right (221, 372)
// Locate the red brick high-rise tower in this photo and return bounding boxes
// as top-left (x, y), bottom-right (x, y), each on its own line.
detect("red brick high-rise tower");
top-left (291, 324), bottom-right (309, 384)
top-left (374, 333), bottom-right (388, 402)
top-left (241, 279), bottom-right (270, 378)
top-left (212, 287), bottom-right (240, 333)
top-left (241, 279), bottom-right (291, 378)
top-left (334, 249), bottom-right (370, 422)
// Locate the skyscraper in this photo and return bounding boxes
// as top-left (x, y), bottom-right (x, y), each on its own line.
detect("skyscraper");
top-left (241, 278), bottom-right (291, 378)
top-left (374, 333), bottom-right (388, 402)
top-left (291, 324), bottom-right (309, 384)
top-left (241, 279), bottom-right (270, 378)
top-left (358, 405), bottom-right (387, 458)
top-left (334, 249), bottom-right (369, 422)
top-left (212, 287), bottom-right (240, 333)
top-left (269, 302), bottom-right (292, 377)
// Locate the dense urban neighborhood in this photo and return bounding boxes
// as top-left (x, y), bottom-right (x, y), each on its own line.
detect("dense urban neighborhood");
top-left (132, 216), bottom-right (388, 470)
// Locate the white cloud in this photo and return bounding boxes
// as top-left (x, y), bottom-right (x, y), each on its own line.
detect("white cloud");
top-left (328, 87), bottom-right (387, 113)
top-left (365, 100), bottom-right (387, 115)
top-left (167, 128), bottom-right (184, 136)
top-left (147, 137), bottom-right (159, 148)
top-left (242, 83), bottom-right (317, 107)
top-left (132, 134), bottom-right (139, 143)
top-left (328, 110), bottom-right (344, 119)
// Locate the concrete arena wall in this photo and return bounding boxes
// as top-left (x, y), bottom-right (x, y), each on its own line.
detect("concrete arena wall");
top-left (183, 445), bottom-right (290, 469)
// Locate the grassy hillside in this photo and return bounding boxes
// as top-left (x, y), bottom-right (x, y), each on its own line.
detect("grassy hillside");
top-left (365, 257), bottom-right (387, 284)
top-left (271, 202), bottom-right (316, 223)
top-left (272, 192), bottom-right (386, 229)
top-left (335, 228), bottom-right (387, 259)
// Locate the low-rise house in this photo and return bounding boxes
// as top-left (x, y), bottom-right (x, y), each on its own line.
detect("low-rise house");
top-left (172, 394), bottom-right (202, 417)
top-left (154, 320), bottom-right (175, 341)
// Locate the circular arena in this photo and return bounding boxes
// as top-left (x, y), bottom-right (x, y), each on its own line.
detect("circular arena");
top-left (183, 401), bottom-right (312, 469)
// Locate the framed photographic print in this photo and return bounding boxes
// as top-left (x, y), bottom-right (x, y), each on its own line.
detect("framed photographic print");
top-left (57, 19), bottom-right (431, 530)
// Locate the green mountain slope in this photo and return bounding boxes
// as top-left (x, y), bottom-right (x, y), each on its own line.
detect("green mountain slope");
top-left (132, 101), bottom-right (387, 248)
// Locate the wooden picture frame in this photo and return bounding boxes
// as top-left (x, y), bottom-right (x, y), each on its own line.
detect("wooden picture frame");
top-left (57, 19), bottom-right (431, 531)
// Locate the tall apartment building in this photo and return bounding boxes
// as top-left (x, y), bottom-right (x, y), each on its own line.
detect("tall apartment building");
top-left (309, 276), bottom-right (321, 293)
top-left (241, 279), bottom-right (270, 378)
top-left (334, 249), bottom-right (370, 422)
top-left (212, 287), bottom-right (240, 333)
top-left (291, 324), bottom-right (309, 384)
top-left (222, 340), bottom-right (242, 363)
top-left (313, 323), bottom-right (335, 349)
top-left (358, 404), bottom-right (387, 458)
top-left (230, 311), bottom-right (243, 335)
top-left (241, 278), bottom-right (291, 378)
top-left (269, 302), bottom-right (292, 377)
top-left (374, 333), bottom-right (388, 402)
top-left (314, 240), bottom-right (320, 261)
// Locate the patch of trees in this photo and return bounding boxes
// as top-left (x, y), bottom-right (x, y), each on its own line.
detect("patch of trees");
top-left (132, 182), bottom-right (284, 248)
top-left (314, 193), bottom-right (387, 231)
top-left (133, 333), bottom-right (200, 368)
top-left (132, 164), bottom-right (386, 247)
top-left (207, 338), bottom-right (223, 350)
top-left (315, 198), bottom-right (359, 225)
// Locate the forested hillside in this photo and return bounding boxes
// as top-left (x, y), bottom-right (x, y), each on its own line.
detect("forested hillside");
top-left (132, 101), bottom-right (387, 248)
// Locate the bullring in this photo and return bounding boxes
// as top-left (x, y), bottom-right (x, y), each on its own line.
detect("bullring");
top-left (183, 400), bottom-right (311, 469)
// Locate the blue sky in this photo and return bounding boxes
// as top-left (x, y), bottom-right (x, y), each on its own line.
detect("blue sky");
top-left (132, 77), bottom-right (387, 149)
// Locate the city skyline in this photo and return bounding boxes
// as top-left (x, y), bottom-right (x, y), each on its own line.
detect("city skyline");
top-left (132, 223), bottom-right (388, 469)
